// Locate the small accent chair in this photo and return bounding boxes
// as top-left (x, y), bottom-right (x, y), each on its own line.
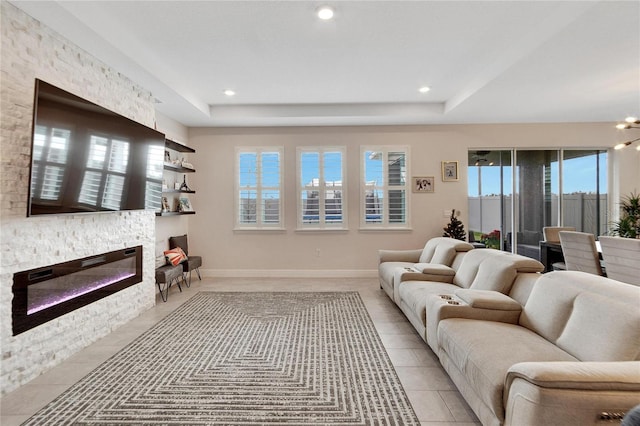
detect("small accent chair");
top-left (598, 236), bottom-right (640, 286)
top-left (169, 234), bottom-right (202, 286)
top-left (542, 226), bottom-right (576, 270)
top-left (558, 231), bottom-right (603, 276)
top-left (155, 263), bottom-right (184, 302)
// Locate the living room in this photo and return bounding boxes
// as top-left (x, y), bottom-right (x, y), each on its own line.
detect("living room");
top-left (1, 1), bottom-right (639, 425)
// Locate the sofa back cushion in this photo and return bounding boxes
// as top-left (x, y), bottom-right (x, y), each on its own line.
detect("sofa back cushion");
top-left (418, 237), bottom-right (473, 265)
top-left (452, 249), bottom-right (543, 291)
top-left (520, 271), bottom-right (640, 361)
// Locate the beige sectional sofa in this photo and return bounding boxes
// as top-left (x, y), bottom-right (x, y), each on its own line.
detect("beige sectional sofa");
top-left (378, 238), bottom-right (640, 425)
top-left (427, 271), bottom-right (640, 426)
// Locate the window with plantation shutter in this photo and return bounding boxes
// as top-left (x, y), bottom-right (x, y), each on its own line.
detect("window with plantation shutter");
top-left (236, 147), bottom-right (283, 228)
top-left (145, 144), bottom-right (164, 210)
top-left (30, 125), bottom-right (70, 204)
top-left (78, 135), bottom-right (130, 210)
top-left (361, 146), bottom-right (410, 228)
top-left (297, 147), bottom-right (346, 229)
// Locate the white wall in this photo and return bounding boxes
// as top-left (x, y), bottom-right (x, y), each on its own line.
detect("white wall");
top-left (0, 2), bottom-right (157, 394)
top-left (188, 123), bottom-right (636, 277)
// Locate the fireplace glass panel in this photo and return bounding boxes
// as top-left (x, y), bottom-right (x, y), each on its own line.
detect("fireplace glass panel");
top-left (28, 257), bottom-right (136, 315)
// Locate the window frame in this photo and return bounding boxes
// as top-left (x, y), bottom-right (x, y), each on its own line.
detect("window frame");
top-left (359, 146), bottom-right (411, 229)
top-left (235, 146), bottom-right (284, 230)
top-left (296, 146), bottom-right (347, 230)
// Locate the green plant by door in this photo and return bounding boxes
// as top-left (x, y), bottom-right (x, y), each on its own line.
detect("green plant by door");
top-left (610, 192), bottom-right (640, 238)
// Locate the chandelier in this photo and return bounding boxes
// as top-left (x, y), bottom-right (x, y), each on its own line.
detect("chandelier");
top-left (614, 116), bottom-right (640, 150)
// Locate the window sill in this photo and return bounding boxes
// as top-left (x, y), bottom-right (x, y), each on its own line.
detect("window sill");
top-left (358, 227), bottom-right (413, 232)
top-left (233, 227), bottom-right (286, 233)
top-left (295, 228), bottom-right (349, 233)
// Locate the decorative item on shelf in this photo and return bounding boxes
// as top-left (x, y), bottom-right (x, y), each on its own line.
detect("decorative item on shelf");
top-left (443, 209), bottom-right (466, 240)
top-left (162, 179), bottom-right (168, 190)
top-left (609, 192), bottom-right (640, 238)
top-left (161, 196), bottom-right (171, 213)
top-left (179, 175), bottom-right (191, 191)
top-left (164, 150), bottom-right (171, 162)
top-left (441, 161), bottom-right (459, 181)
top-left (181, 159), bottom-right (194, 169)
top-left (413, 176), bottom-right (434, 193)
top-left (614, 116), bottom-right (640, 151)
top-left (178, 197), bottom-right (193, 212)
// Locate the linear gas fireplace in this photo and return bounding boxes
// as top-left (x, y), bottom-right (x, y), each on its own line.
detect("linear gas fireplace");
top-left (12, 246), bottom-right (142, 335)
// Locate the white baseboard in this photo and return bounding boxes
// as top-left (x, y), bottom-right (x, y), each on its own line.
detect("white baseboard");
top-left (200, 269), bottom-right (378, 279)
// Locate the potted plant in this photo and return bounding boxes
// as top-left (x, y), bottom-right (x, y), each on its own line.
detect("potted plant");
top-left (610, 192), bottom-right (640, 238)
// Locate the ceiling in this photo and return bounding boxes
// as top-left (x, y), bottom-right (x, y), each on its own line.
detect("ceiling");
top-left (10, 1), bottom-right (640, 127)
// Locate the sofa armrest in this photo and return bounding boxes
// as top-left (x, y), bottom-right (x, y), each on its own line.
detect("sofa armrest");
top-left (378, 249), bottom-right (422, 264)
top-left (454, 289), bottom-right (522, 311)
top-left (401, 263), bottom-right (456, 283)
top-left (506, 361), bottom-right (640, 392)
top-left (504, 362), bottom-right (640, 426)
top-left (425, 293), bottom-right (521, 352)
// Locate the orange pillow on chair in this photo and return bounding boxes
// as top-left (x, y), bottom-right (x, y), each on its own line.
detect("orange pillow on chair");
top-left (164, 247), bottom-right (188, 266)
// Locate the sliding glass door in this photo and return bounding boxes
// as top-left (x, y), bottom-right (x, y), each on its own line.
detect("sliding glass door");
top-left (468, 149), bottom-right (607, 260)
top-left (561, 150), bottom-right (608, 236)
top-left (468, 151), bottom-right (511, 250)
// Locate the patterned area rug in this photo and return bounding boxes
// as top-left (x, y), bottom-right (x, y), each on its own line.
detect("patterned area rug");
top-left (25, 292), bottom-right (419, 425)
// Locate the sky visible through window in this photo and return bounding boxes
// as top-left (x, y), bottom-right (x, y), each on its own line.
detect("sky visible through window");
top-left (301, 152), bottom-right (343, 184)
top-left (239, 152), bottom-right (280, 187)
top-left (239, 152), bottom-right (379, 186)
top-left (242, 152), bottom-right (606, 196)
top-left (468, 154), bottom-right (607, 196)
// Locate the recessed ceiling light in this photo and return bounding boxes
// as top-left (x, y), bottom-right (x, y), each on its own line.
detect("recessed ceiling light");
top-left (317, 6), bottom-right (334, 20)
top-left (224, 89), bottom-right (236, 97)
top-left (419, 86), bottom-right (431, 93)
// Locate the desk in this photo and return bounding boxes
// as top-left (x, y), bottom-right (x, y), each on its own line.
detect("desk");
top-left (539, 241), bottom-right (564, 272)
top-left (539, 240), bottom-right (603, 273)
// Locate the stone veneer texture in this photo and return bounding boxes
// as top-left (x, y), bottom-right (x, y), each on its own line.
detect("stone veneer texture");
top-left (0, 2), bottom-right (158, 394)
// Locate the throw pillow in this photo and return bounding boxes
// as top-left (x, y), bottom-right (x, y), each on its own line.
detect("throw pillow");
top-left (164, 247), bottom-right (188, 266)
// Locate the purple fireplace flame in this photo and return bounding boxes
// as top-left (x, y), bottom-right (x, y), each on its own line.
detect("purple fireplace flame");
top-left (13, 246), bottom-right (142, 335)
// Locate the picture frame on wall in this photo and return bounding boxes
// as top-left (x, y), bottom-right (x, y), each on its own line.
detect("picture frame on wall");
top-left (413, 176), bottom-right (435, 193)
top-left (441, 161), bottom-right (459, 182)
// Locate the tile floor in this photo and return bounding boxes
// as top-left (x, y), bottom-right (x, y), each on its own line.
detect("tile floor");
top-left (1, 277), bottom-right (480, 426)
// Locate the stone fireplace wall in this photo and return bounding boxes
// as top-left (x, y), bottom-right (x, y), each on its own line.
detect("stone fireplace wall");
top-left (0, 2), bottom-right (157, 394)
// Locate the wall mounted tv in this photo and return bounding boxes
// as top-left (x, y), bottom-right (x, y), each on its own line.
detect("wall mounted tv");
top-left (27, 79), bottom-right (165, 216)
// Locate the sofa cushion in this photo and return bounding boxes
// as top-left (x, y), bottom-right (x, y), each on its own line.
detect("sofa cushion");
top-left (164, 247), bottom-right (187, 266)
top-left (438, 318), bottom-right (578, 422)
top-left (418, 237), bottom-right (473, 264)
top-left (451, 249), bottom-right (542, 290)
top-left (520, 271), bottom-right (640, 353)
top-left (556, 292), bottom-right (640, 361)
top-left (470, 252), bottom-right (543, 293)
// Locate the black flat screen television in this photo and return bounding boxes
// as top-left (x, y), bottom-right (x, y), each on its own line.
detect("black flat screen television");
top-left (28, 79), bottom-right (165, 216)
